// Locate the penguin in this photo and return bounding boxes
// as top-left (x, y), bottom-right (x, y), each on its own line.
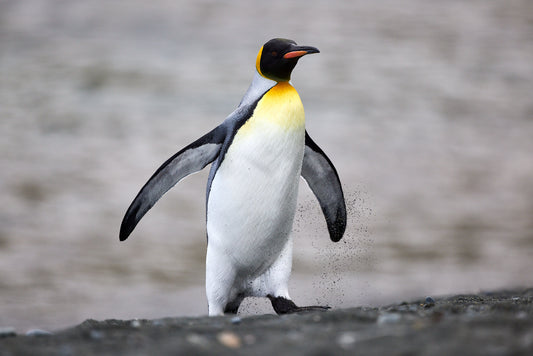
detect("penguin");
top-left (120, 38), bottom-right (347, 316)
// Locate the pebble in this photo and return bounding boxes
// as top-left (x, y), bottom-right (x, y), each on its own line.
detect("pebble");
top-left (58, 345), bottom-right (74, 356)
top-left (152, 320), bottom-right (165, 327)
top-left (466, 305), bottom-right (479, 316)
top-left (230, 316), bottom-right (241, 325)
top-left (397, 304), bottom-right (418, 312)
top-left (0, 327), bottom-right (16, 338)
top-left (243, 334), bottom-right (256, 345)
top-left (26, 329), bottom-right (53, 337)
top-left (186, 333), bottom-right (208, 346)
top-left (377, 313), bottom-right (401, 324)
top-left (89, 330), bottom-right (104, 340)
top-left (217, 331), bottom-right (241, 349)
top-left (337, 332), bottom-right (357, 348)
top-left (424, 296), bottom-right (436, 308)
top-left (517, 311), bottom-right (528, 320)
top-left (286, 331), bottom-right (304, 342)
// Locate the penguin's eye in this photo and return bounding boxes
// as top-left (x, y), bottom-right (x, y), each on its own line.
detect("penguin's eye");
top-left (271, 51), bottom-right (278, 57)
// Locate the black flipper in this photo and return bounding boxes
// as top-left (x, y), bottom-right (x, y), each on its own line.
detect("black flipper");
top-left (301, 131), bottom-right (347, 242)
top-left (119, 125), bottom-right (227, 241)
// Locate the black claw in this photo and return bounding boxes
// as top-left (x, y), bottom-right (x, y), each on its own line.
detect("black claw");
top-left (224, 305), bottom-right (239, 314)
top-left (267, 295), bottom-right (330, 315)
top-left (224, 294), bottom-right (244, 314)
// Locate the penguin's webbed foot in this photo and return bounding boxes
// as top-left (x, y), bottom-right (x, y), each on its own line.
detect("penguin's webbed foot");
top-left (223, 304), bottom-right (239, 314)
top-left (267, 295), bottom-right (330, 315)
top-left (224, 294), bottom-right (245, 314)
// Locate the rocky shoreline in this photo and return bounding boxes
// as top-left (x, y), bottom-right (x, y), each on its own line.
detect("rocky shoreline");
top-left (1, 287), bottom-right (532, 355)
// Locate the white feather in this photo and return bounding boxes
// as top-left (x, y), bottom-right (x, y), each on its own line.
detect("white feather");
top-left (205, 78), bottom-right (305, 314)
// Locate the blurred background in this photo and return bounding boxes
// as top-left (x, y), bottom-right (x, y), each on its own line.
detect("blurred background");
top-left (1, 0), bottom-right (532, 331)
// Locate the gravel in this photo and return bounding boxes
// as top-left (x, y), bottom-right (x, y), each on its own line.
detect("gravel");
top-left (1, 287), bottom-right (532, 355)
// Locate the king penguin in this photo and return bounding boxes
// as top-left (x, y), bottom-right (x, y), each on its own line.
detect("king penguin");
top-left (120, 38), bottom-right (347, 315)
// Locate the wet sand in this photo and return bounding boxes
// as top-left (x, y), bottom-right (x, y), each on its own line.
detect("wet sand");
top-left (1, 287), bottom-right (532, 355)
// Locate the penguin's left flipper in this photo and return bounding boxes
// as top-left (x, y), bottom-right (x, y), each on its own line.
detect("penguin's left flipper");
top-left (301, 131), bottom-right (347, 242)
top-left (267, 295), bottom-right (330, 314)
top-left (119, 125), bottom-right (227, 241)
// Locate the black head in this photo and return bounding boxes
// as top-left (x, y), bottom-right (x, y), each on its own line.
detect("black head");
top-left (256, 38), bottom-right (319, 82)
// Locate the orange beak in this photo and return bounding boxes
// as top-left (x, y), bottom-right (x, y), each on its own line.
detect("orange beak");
top-left (283, 50), bottom-right (309, 59)
top-left (283, 45), bottom-right (320, 59)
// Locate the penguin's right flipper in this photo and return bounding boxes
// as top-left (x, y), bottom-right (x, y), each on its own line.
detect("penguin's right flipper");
top-left (119, 125), bottom-right (227, 241)
top-left (301, 131), bottom-right (347, 242)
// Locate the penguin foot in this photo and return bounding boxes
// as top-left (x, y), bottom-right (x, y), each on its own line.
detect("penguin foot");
top-left (224, 294), bottom-right (245, 314)
top-left (223, 304), bottom-right (239, 314)
top-left (267, 295), bottom-right (330, 315)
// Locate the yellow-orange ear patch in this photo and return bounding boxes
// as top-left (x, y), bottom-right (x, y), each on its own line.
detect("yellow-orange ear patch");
top-left (255, 46), bottom-right (264, 77)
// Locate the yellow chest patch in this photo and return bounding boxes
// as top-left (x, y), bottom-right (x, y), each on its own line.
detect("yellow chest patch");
top-left (238, 82), bottom-right (305, 137)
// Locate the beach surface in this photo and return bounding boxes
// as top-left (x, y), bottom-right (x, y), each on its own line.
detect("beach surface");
top-left (1, 287), bottom-right (532, 355)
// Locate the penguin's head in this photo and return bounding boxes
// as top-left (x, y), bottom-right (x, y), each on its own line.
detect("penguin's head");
top-left (256, 38), bottom-right (319, 82)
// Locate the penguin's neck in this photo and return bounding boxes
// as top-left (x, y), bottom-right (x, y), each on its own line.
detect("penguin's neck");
top-left (239, 71), bottom-right (277, 107)
top-left (251, 81), bottom-right (305, 132)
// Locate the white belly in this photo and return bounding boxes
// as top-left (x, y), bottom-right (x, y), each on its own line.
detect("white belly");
top-left (207, 121), bottom-right (305, 278)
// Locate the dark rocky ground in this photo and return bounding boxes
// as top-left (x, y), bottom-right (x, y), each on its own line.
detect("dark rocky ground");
top-left (1, 288), bottom-right (532, 355)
